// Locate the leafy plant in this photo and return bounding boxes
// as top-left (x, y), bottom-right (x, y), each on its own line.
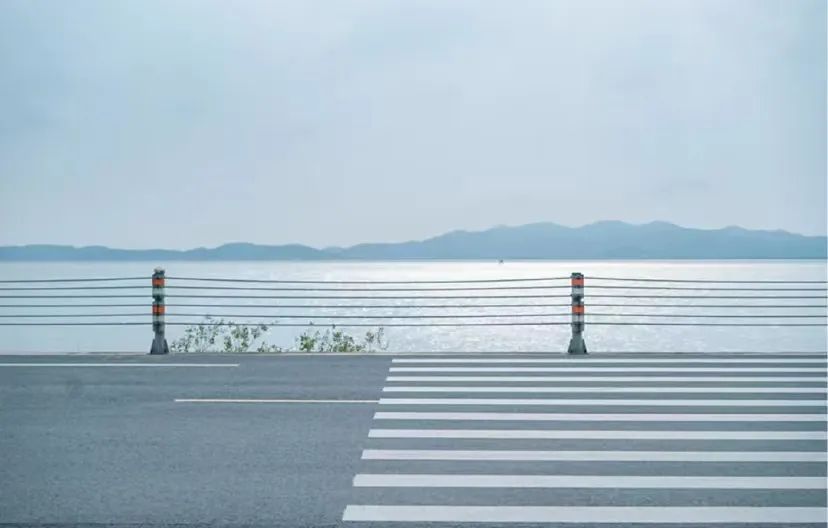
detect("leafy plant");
top-left (170, 317), bottom-right (387, 353)
top-left (296, 324), bottom-right (388, 353)
top-left (169, 316), bottom-right (226, 353)
top-left (169, 317), bottom-right (283, 353)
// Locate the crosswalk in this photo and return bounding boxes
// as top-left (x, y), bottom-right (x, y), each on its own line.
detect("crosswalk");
top-left (343, 354), bottom-right (828, 526)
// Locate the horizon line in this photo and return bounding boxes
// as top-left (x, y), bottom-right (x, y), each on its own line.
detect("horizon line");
top-left (2, 219), bottom-right (826, 252)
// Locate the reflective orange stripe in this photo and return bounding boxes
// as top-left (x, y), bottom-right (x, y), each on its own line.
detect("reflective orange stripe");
top-left (152, 305), bottom-right (165, 315)
top-left (152, 278), bottom-right (165, 287)
top-left (572, 305), bottom-right (584, 314)
top-left (572, 277), bottom-right (584, 286)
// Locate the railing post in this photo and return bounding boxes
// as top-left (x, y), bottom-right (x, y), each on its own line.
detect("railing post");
top-left (567, 272), bottom-right (587, 355)
top-left (150, 267), bottom-right (169, 355)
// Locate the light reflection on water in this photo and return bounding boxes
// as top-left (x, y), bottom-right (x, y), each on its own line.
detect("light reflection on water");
top-left (0, 260), bottom-right (825, 354)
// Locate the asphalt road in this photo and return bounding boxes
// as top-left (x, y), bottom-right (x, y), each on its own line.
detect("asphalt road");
top-left (0, 352), bottom-right (826, 527)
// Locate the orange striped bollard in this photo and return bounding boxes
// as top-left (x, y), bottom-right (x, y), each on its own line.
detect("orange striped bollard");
top-left (149, 267), bottom-right (170, 355)
top-left (567, 272), bottom-right (587, 355)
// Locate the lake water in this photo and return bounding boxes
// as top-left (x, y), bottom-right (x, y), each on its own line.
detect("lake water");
top-left (1, 260), bottom-right (825, 354)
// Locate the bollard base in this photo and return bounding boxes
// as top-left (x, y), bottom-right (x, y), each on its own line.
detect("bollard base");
top-left (567, 334), bottom-right (588, 355)
top-left (150, 335), bottom-right (169, 355)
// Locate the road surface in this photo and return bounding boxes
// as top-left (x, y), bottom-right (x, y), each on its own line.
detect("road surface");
top-left (1, 352), bottom-right (826, 527)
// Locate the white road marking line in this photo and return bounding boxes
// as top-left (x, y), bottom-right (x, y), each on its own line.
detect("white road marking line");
top-left (390, 367), bottom-right (827, 373)
top-left (378, 397), bottom-right (827, 407)
top-left (174, 398), bottom-right (378, 403)
top-left (361, 449), bottom-right (828, 462)
top-left (392, 358), bottom-right (828, 364)
top-left (368, 429), bottom-right (828, 440)
top-left (342, 505), bottom-right (828, 523)
top-left (387, 375), bottom-right (828, 382)
top-left (352, 474), bottom-right (828, 489)
top-left (373, 411), bottom-right (828, 422)
top-left (383, 386), bottom-right (828, 394)
top-left (0, 363), bottom-right (239, 367)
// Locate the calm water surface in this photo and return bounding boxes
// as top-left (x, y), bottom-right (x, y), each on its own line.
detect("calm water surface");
top-left (0, 260), bottom-right (825, 354)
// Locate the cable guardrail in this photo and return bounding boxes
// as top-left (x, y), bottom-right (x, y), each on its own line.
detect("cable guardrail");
top-left (0, 268), bottom-right (825, 353)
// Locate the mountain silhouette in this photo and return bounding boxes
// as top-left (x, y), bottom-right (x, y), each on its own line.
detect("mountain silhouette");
top-left (1, 221), bottom-right (824, 260)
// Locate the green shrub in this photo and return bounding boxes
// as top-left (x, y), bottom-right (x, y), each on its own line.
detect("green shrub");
top-left (297, 324), bottom-right (389, 353)
top-left (169, 317), bottom-right (387, 353)
top-left (169, 317), bottom-right (283, 353)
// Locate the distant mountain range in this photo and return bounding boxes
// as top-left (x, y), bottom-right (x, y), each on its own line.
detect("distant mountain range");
top-left (1, 221), bottom-right (825, 260)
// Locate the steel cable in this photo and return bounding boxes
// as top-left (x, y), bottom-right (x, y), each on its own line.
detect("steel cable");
top-left (166, 285), bottom-right (571, 292)
top-left (0, 313), bottom-right (150, 318)
top-left (587, 294), bottom-right (827, 300)
top-left (165, 303), bottom-right (569, 309)
top-left (0, 303), bottom-right (149, 308)
top-left (0, 294), bottom-right (569, 299)
top-left (584, 303), bottom-right (828, 308)
top-left (2, 302), bottom-right (825, 309)
top-left (4, 312), bottom-right (823, 319)
top-left (167, 294), bottom-right (572, 300)
top-left (2, 303), bottom-right (825, 309)
top-left (0, 313), bottom-right (568, 319)
top-left (1, 320), bottom-right (824, 327)
top-left (588, 322), bottom-right (828, 327)
top-left (588, 276), bottom-right (828, 284)
top-left (0, 284), bottom-right (152, 291)
top-left (0, 284), bottom-right (571, 292)
top-left (167, 276), bottom-right (572, 284)
top-left (0, 286), bottom-right (149, 291)
top-left (0, 293), bottom-right (823, 301)
top-left (584, 285), bottom-right (826, 292)
top-left (0, 322), bottom-right (149, 326)
top-left (0, 321), bottom-right (569, 327)
top-left (3, 275), bottom-right (820, 285)
top-left (0, 303), bottom-right (569, 309)
top-left (584, 313), bottom-right (828, 318)
top-left (165, 313), bottom-right (565, 319)
top-left (3, 284), bottom-right (823, 292)
top-left (0, 295), bottom-right (148, 299)
top-left (0, 277), bottom-right (147, 283)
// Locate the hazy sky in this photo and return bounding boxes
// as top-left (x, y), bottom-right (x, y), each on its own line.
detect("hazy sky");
top-left (1, 0), bottom-right (825, 249)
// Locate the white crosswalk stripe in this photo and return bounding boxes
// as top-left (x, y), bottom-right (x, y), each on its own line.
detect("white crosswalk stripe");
top-left (387, 375), bottom-right (828, 381)
top-left (392, 357), bottom-right (828, 364)
top-left (343, 505), bottom-right (828, 523)
top-left (353, 474), bottom-right (828, 489)
top-left (378, 397), bottom-right (828, 406)
top-left (361, 449), bottom-right (828, 462)
top-left (373, 411), bottom-right (828, 422)
top-left (389, 366), bottom-right (826, 372)
top-left (368, 428), bottom-right (827, 440)
top-left (382, 385), bottom-right (828, 393)
top-left (343, 354), bottom-right (828, 525)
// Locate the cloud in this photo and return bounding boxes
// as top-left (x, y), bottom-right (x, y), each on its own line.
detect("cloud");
top-left (0, 0), bottom-right (824, 247)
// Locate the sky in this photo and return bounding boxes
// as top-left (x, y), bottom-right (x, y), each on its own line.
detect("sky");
top-left (0, 0), bottom-right (825, 249)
